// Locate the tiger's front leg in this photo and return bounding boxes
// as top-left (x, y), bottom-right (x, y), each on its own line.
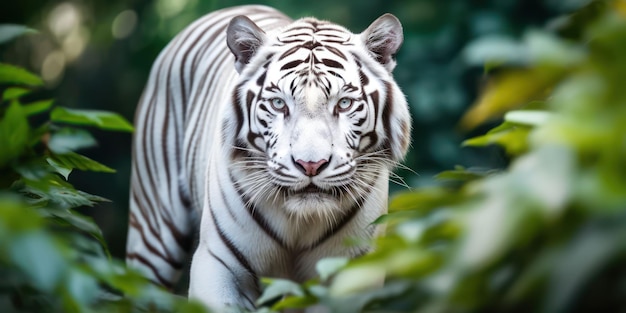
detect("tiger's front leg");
top-left (188, 239), bottom-right (260, 312)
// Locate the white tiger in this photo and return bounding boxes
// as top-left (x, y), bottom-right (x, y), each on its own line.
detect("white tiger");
top-left (126, 5), bottom-right (411, 311)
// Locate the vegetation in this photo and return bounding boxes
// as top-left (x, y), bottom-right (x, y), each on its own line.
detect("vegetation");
top-left (1, 0), bottom-right (625, 312)
top-left (0, 28), bottom-right (204, 313)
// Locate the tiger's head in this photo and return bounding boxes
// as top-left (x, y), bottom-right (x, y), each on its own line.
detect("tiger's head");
top-left (225, 14), bottom-right (411, 219)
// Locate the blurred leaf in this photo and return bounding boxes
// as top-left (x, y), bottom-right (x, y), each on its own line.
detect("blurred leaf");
top-left (22, 176), bottom-right (109, 209)
top-left (2, 87), bottom-right (31, 101)
top-left (459, 67), bottom-right (564, 130)
top-left (388, 187), bottom-right (459, 213)
top-left (13, 158), bottom-right (53, 181)
top-left (504, 110), bottom-right (551, 126)
top-left (51, 107), bottom-right (134, 132)
top-left (525, 30), bottom-right (586, 66)
top-left (0, 194), bottom-right (43, 232)
top-left (0, 63), bottom-right (43, 86)
top-left (257, 278), bottom-right (305, 306)
top-left (23, 100), bottom-right (54, 116)
top-left (0, 102), bottom-right (30, 167)
top-left (63, 269), bottom-right (100, 311)
top-left (41, 208), bottom-right (107, 250)
top-left (316, 257), bottom-right (349, 282)
top-left (457, 146), bottom-right (574, 270)
top-left (177, 300), bottom-right (212, 313)
top-left (9, 232), bottom-right (67, 292)
top-left (47, 158), bottom-right (72, 180)
top-left (463, 122), bottom-right (531, 155)
top-left (544, 220), bottom-right (626, 313)
top-left (272, 295), bottom-right (318, 310)
top-left (326, 281), bottom-right (414, 313)
top-left (436, 166), bottom-right (493, 183)
top-left (0, 24), bottom-right (37, 45)
top-left (48, 152), bottom-right (115, 173)
top-left (330, 264), bottom-right (386, 296)
top-left (48, 128), bottom-right (97, 154)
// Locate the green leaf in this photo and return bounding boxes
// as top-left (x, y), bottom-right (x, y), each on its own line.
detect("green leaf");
top-left (504, 110), bottom-right (552, 126)
top-left (326, 281), bottom-right (413, 313)
top-left (13, 158), bottom-right (53, 181)
top-left (48, 128), bottom-right (97, 154)
top-left (0, 63), bottom-right (43, 86)
top-left (388, 187), bottom-right (459, 213)
top-left (51, 107), bottom-right (134, 132)
top-left (2, 87), bottom-right (31, 101)
top-left (64, 269), bottom-right (100, 310)
top-left (257, 278), bottom-right (305, 306)
top-left (23, 100), bottom-right (54, 116)
top-left (462, 122), bottom-right (531, 155)
top-left (0, 101), bottom-right (30, 166)
top-left (42, 208), bottom-right (107, 250)
top-left (48, 152), bottom-right (115, 173)
top-left (22, 175), bottom-right (109, 209)
top-left (316, 257), bottom-right (349, 282)
top-left (543, 223), bottom-right (626, 313)
top-left (273, 295), bottom-right (318, 310)
top-left (0, 194), bottom-right (43, 232)
top-left (436, 165), bottom-right (493, 182)
top-left (9, 232), bottom-right (67, 292)
top-left (47, 158), bottom-right (72, 180)
top-left (0, 24), bottom-right (37, 45)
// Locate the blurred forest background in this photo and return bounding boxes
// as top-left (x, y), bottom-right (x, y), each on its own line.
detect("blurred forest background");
top-left (0, 0), bottom-right (576, 259)
top-left (4, 0), bottom-right (626, 312)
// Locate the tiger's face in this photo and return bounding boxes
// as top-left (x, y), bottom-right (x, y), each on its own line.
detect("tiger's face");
top-left (227, 15), bottom-right (411, 219)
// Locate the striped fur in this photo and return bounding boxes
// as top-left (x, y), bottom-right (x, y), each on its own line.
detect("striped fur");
top-left (126, 5), bottom-right (411, 311)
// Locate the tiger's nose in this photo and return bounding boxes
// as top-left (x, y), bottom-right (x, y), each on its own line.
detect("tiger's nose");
top-left (293, 158), bottom-right (329, 176)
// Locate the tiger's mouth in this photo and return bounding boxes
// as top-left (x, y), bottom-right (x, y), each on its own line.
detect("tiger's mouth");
top-left (292, 183), bottom-right (334, 196)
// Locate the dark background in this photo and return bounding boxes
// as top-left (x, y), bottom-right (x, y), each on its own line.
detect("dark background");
top-left (0, 0), bottom-right (577, 259)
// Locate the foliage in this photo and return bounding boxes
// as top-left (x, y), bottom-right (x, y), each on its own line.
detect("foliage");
top-left (0, 30), bottom-right (206, 313)
top-left (256, 1), bottom-right (626, 312)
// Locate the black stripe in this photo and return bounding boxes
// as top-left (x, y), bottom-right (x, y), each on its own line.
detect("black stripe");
top-left (127, 252), bottom-right (174, 290)
top-left (217, 176), bottom-right (242, 225)
top-left (359, 90), bottom-right (379, 152)
top-left (381, 81), bottom-right (394, 153)
top-left (131, 182), bottom-right (183, 265)
top-left (229, 172), bottom-right (287, 248)
top-left (233, 83), bottom-right (245, 132)
top-left (208, 249), bottom-right (257, 307)
top-left (209, 205), bottom-right (257, 279)
top-left (307, 196), bottom-right (365, 250)
top-left (321, 58), bottom-right (344, 69)
top-left (280, 59), bottom-right (304, 70)
top-left (278, 45), bottom-right (302, 60)
top-left (129, 212), bottom-right (184, 270)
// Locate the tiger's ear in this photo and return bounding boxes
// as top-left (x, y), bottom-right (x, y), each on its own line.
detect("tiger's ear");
top-left (227, 16), bottom-right (266, 73)
top-left (361, 14), bottom-right (403, 72)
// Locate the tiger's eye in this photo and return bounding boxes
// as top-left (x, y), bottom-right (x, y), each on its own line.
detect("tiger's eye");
top-left (270, 98), bottom-right (286, 111)
top-left (336, 98), bottom-right (354, 112)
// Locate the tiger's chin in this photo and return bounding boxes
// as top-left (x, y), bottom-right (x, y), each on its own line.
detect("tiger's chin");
top-left (282, 195), bottom-right (343, 221)
top-left (278, 184), bottom-right (353, 222)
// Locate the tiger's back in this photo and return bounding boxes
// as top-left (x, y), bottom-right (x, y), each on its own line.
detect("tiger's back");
top-left (127, 5), bottom-right (411, 311)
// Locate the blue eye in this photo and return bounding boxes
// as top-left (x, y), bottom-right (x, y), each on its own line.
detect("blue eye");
top-left (270, 98), bottom-right (286, 111)
top-left (337, 98), bottom-right (354, 112)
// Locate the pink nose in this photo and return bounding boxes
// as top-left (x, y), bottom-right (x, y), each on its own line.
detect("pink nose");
top-left (294, 158), bottom-right (329, 176)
